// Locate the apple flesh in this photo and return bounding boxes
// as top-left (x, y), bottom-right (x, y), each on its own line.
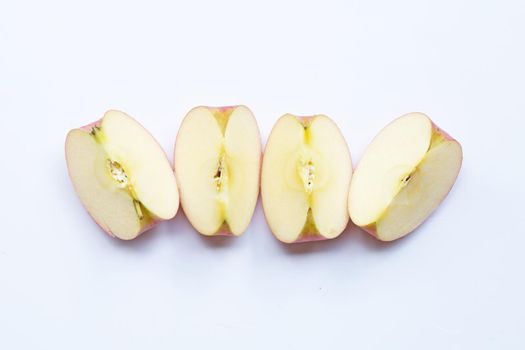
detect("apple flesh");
top-left (261, 114), bottom-right (353, 243)
top-left (348, 112), bottom-right (463, 241)
top-left (174, 106), bottom-right (261, 236)
top-left (65, 110), bottom-right (179, 240)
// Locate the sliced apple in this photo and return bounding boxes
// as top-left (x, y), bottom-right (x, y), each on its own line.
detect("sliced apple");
top-left (261, 114), bottom-right (353, 243)
top-left (174, 105), bottom-right (261, 236)
top-left (348, 112), bottom-right (463, 241)
top-left (65, 110), bottom-right (179, 240)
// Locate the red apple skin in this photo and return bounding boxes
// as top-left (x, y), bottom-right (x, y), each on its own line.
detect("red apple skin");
top-left (297, 116), bottom-right (313, 125)
top-left (295, 233), bottom-right (330, 243)
top-left (209, 105), bottom-right (236, 114)
top-left (359, 225), bottom-right (380, 241)
top-left (213, 226), bottom-right (235, 237)
top-left (263, 114), bottom-right (352, 244)
top-left (65, 111), bottom-right (177, 240)
top-left (431, 121), bottom-right (458, 144)
top-left (78, 119), bottom-right (102, 132)
top-left (357, 117), bottom-right (463, 241)
top-left (174, 105), bottom-right (262, 237)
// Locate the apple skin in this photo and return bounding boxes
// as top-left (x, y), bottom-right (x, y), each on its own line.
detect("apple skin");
top-left (212, 223), bottom-right (235, 237)
top-left (174, 105), bottom-right (262, 237)
top-left (262, 114), bottom-right (352, 244)
top-left (294, 232), bottom-right (330, 244)
top-left (297, 116), bottom-right (313, 125)
top-left (65, 112), bottom-right (176, 240)
top-left (357, 118), bottom-right (463, 241)
top-left (209, 105), bottom-right (236, 114)
top-left (78, 119), bottom-right (101, 132)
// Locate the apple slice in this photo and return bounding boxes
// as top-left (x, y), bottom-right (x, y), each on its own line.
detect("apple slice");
top-left (261, 114), bottom-right (353, 243)
top-left (174, 105), bottom-right (261, 236)
top-left (348, 112), bottom-right (463, 241)
top-left (65, 110), bottom-right (179, 240)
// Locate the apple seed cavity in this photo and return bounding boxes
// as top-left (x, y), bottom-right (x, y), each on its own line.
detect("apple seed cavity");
top-left (107, 160), bottom-right (129, 188)
top-left (299, 159), bottom-right (316, 193)
top-left (214, 154), bottom-right (227, 192)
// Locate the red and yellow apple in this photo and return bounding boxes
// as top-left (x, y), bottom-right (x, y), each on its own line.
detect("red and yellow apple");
top-left (174, 105), bottom-right (261, 236)
top-left (65, 110), bottom-right (179, 240)
top-left (261, 114), bottom-right (353, 243)
top-left (348, 112), bottom-right (463, 241)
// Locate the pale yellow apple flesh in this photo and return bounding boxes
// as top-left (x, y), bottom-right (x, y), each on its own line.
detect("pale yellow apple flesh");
top-left (348, 112), bottom-right (462, 241)
top-left (65, 110), bottom-right (179, 240)
top-left (174, 106), bottom-right (261, 236)
top-left (262, 114), bottom-right (353, 243)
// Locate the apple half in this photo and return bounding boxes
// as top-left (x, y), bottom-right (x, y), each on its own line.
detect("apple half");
top-left (65, 110), bottom-right (179, 240)
top-left (174, 105), bottom-right (261, 236)
top-left (261, 114), bottom-right (353, 243)
top-left (348, 112), bottom-right (463, 241)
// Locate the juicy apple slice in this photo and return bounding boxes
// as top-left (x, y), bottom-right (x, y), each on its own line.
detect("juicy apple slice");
top-left (261, 114), bottom-right (353, 243)
top-left (65, 110), bottom-right (179, 240)
top-left (348, 112), bottom-right (463, 241)
top-left (174, 105), bottom-right (261, 236)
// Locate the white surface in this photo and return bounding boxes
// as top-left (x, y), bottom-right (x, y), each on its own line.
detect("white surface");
top-left (1, 1), bottom-right (524, 349)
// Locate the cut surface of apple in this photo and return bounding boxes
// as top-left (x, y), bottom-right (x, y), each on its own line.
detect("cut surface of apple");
top-left (174, 105), bottom-right (261, 236)
top-left (348, 112), bottom-right (462, 241)
top-left (261, 114), bottom-right (352, 243)
top-left (65, 110), bottom-right (179, 240)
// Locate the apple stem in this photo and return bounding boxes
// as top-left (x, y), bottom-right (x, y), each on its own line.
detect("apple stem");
top-left (90, 126), bottom-right (101, 137)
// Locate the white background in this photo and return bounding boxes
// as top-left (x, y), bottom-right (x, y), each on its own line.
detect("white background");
top-left (1, 0), bottom-right (524, 349)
